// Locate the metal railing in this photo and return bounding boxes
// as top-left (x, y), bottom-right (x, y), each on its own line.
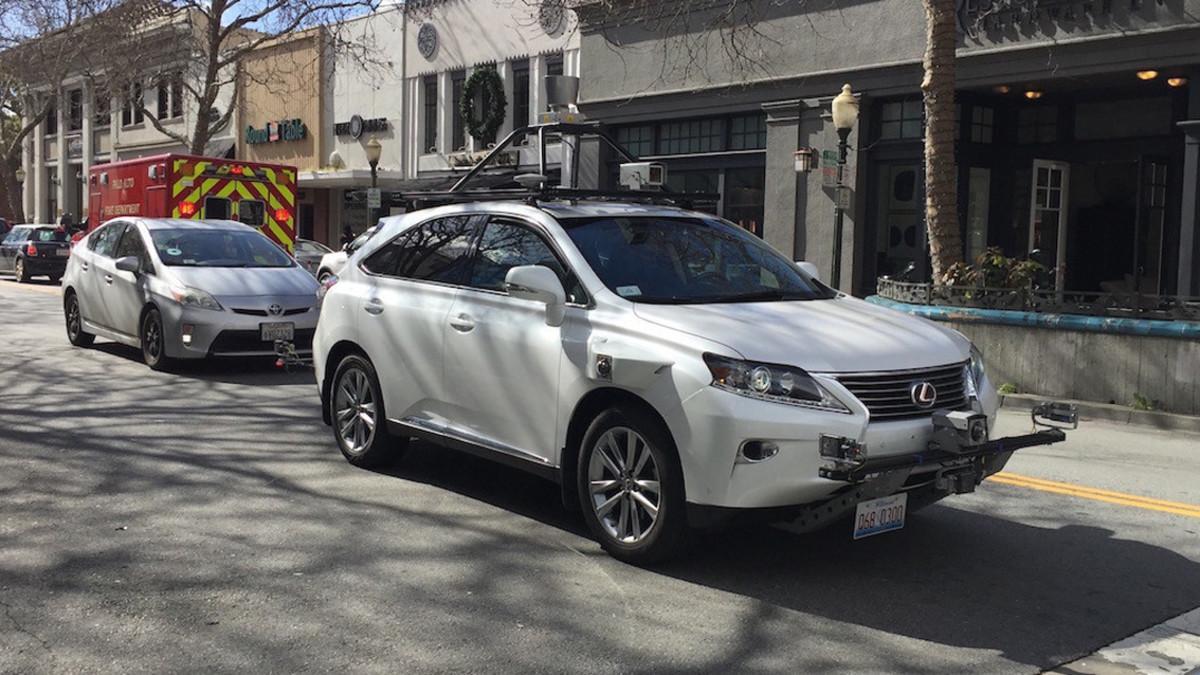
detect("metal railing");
top-left (875, 278), bottom-right (1200, 322)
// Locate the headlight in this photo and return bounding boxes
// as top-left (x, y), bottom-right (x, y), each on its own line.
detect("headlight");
top-left (965, 344), bottom-right (986, 399)
top-left (169, 285), bottom-right (222, 311)
top-left (703, 353), bottom-right (850, 413)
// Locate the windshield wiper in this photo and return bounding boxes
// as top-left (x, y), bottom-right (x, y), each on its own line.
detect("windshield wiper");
top-left (702, 289), bottom-right (811, 303)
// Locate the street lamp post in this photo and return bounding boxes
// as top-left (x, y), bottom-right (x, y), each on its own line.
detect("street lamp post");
top-left (830, 84), bottom-right (859, 291)
top-left (365, 137), bottom-right (382, 228)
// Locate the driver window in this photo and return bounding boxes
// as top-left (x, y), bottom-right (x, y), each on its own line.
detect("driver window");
top-left (114, 226), bottom-right (152, 272)
top-left (90, 223), bottom-right (127, 258)
top-left (470, 219), bottom-right (586, 304)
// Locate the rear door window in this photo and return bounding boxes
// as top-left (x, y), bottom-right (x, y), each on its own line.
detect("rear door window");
top-left (204, 197), bottom-right (231, 220)
top-left (395, 216), bottom-right (479, 284)
top-left (238, 200), bottom-right (265, 228)
top-left (3, 227), bottom-right (30, 244)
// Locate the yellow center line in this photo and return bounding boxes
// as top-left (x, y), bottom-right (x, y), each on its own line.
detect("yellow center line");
top-left (991, 472), bottom-right (1200, 518)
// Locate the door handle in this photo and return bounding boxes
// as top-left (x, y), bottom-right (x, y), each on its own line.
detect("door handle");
top-left (449, 314), bottom-right (475, 332)
top-left (81, 262), bottom-right (89, 272)
top-left (363, 298), bottom-right (384, 315)
top-left (104, 274), bottom-right (114, 285)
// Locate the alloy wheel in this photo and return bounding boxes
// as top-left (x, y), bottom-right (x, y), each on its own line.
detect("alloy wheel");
top-left (143, 315), bottom-right (162, 361)
top-left (67, 297), bottom-right (80, 340)
top-left (587, 426), bottom-right (662, 544)
top-left (334, 367), bottom-right (377, 455)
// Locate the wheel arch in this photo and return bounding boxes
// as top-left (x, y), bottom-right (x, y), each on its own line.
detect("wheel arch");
top-left (560, 387), bottom-right (681, 511)
top-left (321, 340), bottom-right (369, 426)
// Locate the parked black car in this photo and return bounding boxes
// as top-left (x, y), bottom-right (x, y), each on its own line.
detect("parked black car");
top-left (0, 225), bottom-right (71, 283)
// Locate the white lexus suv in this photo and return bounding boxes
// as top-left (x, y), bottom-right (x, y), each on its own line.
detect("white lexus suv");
top-left (313, 200), bottom-right (1068, 564)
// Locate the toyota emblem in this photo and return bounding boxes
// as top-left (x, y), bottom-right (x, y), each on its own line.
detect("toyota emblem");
top-left (910, 381), bottom-right (938, 408)
top-left (268, 304), bottom-right (284, 316)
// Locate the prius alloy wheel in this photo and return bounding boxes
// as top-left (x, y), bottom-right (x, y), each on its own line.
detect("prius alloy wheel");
top-left (330, 354), bottom-right (406, 468)
top-left (140, 308), bottom-right (172, 371)
top-left (64, 292), bottom-right (94, 347)
top-left (578, 407), bottom-right (686, 565)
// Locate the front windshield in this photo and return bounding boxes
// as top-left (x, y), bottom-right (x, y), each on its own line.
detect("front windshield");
top-left (561, 216), bottom-right (835, 304)
top-left (149, 228), bottom-right (294, 268)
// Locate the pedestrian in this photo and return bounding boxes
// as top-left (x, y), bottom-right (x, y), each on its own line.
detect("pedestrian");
top-left (340, 225), bottom-right (355, 249)
top-left (58, 212), bottom-right (74, 234)
top-left (0, 217), bottom-right (8, 236)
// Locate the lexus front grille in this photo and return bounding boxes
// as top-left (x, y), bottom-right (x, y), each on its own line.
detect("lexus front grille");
top-left (834, 362), bottom-right (969, 421)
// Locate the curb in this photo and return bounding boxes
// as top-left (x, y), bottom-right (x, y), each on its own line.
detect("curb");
top-left (1001, 393), bottom-right (1200, 435)
top-left (1050, 606), bottom-right (1200, 674)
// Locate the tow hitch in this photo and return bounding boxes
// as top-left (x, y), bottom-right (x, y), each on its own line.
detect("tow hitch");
top-left (819, 401), bottom-right (1079, 484)
top-left (273, 340), bottom-right (312, 372)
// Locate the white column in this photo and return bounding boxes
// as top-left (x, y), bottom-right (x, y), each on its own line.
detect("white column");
top-left (438, 70), bottom-right (451, 157)
top-left (54, 87), bottom-right (67, 221)
top-left (31, 96), bottom-right (46, 223)
top-left (81, 82), bottom-right (94, 222)
top-left (531, 55), bottom-right (547, 119)
top-left (406, 77), bottom-right (420, 178)
top-left (497, 60), bottom-right (514, 141)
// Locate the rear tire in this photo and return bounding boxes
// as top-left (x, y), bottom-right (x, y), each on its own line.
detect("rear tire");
top-left (64, 292), bottom-right (94, 347)
top-left (49, 274), bottom-right (62, 284)
top-left (329, 354), bottom-right (407, 468)
top-left (140, 308), bottom-right (173, 371)
top-left (14, 257), bottom-right (28, 283)
top-left (577, 406), bottom-right (687, 565)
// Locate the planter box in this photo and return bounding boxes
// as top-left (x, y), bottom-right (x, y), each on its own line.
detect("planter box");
top-left (869, 296), bottom-right (1200, 416)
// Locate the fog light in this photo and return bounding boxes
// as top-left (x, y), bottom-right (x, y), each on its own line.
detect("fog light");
top-left (738, 440), bottom-right (779, 463)
top-left (181, 323), bottom-right (194, 346)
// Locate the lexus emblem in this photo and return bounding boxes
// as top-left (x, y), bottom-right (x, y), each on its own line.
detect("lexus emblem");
top-left (910, 381), bottom-right (938, 408)
top-left (268, 304), bottom-right (284, 316)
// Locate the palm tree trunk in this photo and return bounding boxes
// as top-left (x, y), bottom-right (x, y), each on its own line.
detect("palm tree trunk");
top-left (922, 0), bottom-right (963, 283)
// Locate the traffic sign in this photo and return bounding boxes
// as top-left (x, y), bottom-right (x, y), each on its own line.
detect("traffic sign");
top-left (367, 188), bottom-right (382, 209)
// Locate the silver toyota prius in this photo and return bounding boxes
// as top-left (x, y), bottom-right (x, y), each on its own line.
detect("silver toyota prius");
top-left (62, 218), bottom-right (320, 369)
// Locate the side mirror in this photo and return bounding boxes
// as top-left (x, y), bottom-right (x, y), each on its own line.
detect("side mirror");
top-left (115, 255), bottom-right (141, 274)
top-left (796, 261), bottom-right (820, 281)
top-left (505, 265), bottom-right (566, 325)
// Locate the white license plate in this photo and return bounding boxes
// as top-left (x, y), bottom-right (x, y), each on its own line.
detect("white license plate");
top-left (260, 322), bottom-right (294, 341)
top-left (55, 248), bottom-right (69, 257)
top-left (852, 493), bottom-right (907, 540)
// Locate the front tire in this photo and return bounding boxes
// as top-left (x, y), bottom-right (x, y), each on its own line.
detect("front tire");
top-left (64, 292), bottom-right (95, 347)
top-left (140, 308), bottom-right (172, 371)
top-left (329, 354), bottom-right (407, 468)
top-left (577, 406), bottom-right (687, 565)
top-left (14, 257), bottom-right (29, 283)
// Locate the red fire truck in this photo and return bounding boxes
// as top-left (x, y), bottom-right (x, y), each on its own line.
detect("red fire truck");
top-left (87, 154), bottom-right (299, 252)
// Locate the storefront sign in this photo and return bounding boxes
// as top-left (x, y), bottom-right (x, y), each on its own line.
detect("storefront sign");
top-left (334, 114), bottom-right (389, 139)
top-left (246, 119), bottom-right (307, 145)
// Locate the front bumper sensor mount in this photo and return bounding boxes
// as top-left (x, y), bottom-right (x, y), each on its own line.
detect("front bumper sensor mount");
top-left (274, 339), bottom-right (313, 372)
top-left (819, 401), bottom-right (1079, 484)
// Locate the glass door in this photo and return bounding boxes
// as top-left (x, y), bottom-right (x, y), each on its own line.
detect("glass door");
top-left (1135, 156), bottom-right (1168, 295)
top-left (1028, 159), bottom-right (1070, 290)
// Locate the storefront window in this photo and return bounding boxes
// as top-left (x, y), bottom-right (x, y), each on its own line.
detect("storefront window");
top-left (659, 119), bottom-right (725, 154)
top-left (1017, 106), bottom-right (1057, 144)
top-left (729, 114), bottom-right (766, 150)
top-left (450, 70), bottom-right (465, 151)
top-left (615, 125), bottom-right (654, 157)
top-left (966, 167), bottom-right (991, 260)
top-left (880, 100), bottom-right (922, 140)
top-left (423, 76), bottom-right (438, 154)
top-left (970, 106), bottom-right (994, 144)
top-left (724, 167), bottom-right (765, 237)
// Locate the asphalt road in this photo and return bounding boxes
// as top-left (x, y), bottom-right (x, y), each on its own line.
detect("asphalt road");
top-left (1, 278), bottom-right (1198, 674)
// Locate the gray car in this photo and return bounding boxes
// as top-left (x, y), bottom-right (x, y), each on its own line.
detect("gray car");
top-left (294, 238), bottom-right (333, 277)
top-left (62, 218), bottom-right (320, 370)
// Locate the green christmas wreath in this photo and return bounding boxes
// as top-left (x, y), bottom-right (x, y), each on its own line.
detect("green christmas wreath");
top-left (460, 67), bottom-right (508, 143)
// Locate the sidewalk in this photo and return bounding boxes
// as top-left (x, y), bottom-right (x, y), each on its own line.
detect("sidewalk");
top-left (1050, 607), bottom-right (1200, 674)
top-left (1003, 392), bottom-right (1200, 435)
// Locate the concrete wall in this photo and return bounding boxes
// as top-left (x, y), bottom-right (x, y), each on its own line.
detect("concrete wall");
top-left (947, 320), bottom-right (1200, 416)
